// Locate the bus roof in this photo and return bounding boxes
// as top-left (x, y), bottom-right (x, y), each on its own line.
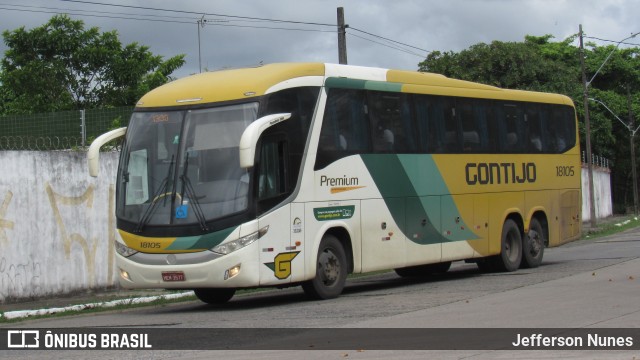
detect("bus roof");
top-left (136, 62), bottom-right (574, 108)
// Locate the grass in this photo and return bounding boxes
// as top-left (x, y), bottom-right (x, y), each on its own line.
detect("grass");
top-left (581, 216), bottom-right (640, 240)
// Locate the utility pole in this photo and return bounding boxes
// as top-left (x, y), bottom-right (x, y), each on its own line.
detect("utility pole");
top-left (337, 7), bottom-right (348, 64)
top-left (628, 86), bottom-right (638, 215)
top-left (197, 16), bottom-right (207, 73)
top-left (579, 24), bottom-right (597, 227)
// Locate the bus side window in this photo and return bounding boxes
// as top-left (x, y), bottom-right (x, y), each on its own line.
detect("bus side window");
top-left (368, 91), bottom-right (416, 153)
top-left (549, 106), bottom-right (575, 153)
top-left (258, 138), bottom-right (287, 201)
top-left (440, 98), bottom-right (460, 153)
top-left (525, 104), bottom-right (543, 152)
top-left (458, 99), bottom-right (486, 153)
top-left (498, 103), bottom-right (525, 153)
top-left (315, 88), bottom-right (369, 169)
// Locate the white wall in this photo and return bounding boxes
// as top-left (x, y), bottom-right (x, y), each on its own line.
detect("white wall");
top-left (0, 151), bottom-right (614, 302)
top-left (581, 166), bottom-right (613, 222)
top-left (0, 151), bottom-right (119, 302)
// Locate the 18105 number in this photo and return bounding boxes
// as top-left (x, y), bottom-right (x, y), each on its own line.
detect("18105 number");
top-left (556, 166), bottom-right (575, 177)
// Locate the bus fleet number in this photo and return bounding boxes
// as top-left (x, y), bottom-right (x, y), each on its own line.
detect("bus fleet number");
top-left (556, 166), bottom-right (575, 177)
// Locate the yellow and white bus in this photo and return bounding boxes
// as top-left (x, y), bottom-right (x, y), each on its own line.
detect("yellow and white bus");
top-left (88, 63), bottom-right (581, 304)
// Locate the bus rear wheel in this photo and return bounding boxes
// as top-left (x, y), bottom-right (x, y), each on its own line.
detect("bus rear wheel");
top-left (302, 234), bottom-right (347, 300)
top-left (522, 218), bottom-right (545, 268)
top-left (478, 219), bottom-right (522, 272)
top-left (193, 288), bottom-right (236, 304)
top-left (497, 219), bottom-right (522, 272)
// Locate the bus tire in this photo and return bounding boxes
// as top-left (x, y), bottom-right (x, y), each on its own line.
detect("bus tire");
top-left (395, 262), bottom-right (452, 277)
top-left (193, 288), bottom-right (236, 304)
top-left (302, 234), bottom-right (347, 300)
top-left (496, 219), bottom-right (523, 272)
top-left (522, 218), bottom-right (545, 268)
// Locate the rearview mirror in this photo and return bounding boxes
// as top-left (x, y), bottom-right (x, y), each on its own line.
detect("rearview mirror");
top-left (239, 113), bottom-right (291, 168)
top-left (87, 127), bottom-right (127, 177)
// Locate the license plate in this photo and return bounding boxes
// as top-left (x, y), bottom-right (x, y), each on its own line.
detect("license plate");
top-left (162, 271), bottom-right (186, 282)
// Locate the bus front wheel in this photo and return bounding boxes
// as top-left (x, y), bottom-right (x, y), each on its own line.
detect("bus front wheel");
top-left (302, 234), bottom-right (348, 300)
top-left (193, 288), bottom-right (236, 304)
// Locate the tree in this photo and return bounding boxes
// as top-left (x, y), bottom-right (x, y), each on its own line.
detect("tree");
top-left (0, 15), bottom-right (185, 114)
top-left (418, 35), bottom-right (640, 212)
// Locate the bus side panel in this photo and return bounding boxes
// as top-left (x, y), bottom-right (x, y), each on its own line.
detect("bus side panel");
top-left (258, 204), bottom-right (297, 286)
top-left (405, 196), bottom-right (442, 267)
top-left (472, 194), bottom-right (489, 257)
top-left (559, 189), bottom-right (581, 244)
top-left (290, 202), bottom-right (307, 283)
top-left (441, 194), bottom-right (476, 262)
top-left (488, 192), bottom-right (525, 255)
top-left (361, 198), bottom-right (406, 272)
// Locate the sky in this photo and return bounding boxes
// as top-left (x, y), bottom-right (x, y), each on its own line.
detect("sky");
top-left (0, 0), bottom-right (639, 79)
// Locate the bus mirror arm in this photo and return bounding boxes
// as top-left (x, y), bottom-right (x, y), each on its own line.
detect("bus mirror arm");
top-left (239, 113), bottom-right (291, 168)
top-left (87, 127), bottom-right (127, 177)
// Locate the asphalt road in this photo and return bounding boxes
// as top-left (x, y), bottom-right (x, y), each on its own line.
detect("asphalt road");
top-left (2, 226), bottom-right (640, 359)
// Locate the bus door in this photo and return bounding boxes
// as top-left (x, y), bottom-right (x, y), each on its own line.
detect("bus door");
top-left (256, 138), bottom-right (299, 286)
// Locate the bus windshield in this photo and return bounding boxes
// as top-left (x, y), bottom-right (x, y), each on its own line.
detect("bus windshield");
top-left (117, 102), bottom-right (259, 230)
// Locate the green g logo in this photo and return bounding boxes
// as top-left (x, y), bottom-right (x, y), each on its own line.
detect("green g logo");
top-left (264, 251), bottom-right (300, 279)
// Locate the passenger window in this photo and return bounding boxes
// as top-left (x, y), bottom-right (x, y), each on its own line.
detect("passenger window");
top-left (525, 105), bottom-right (544, 152)
top-left (499, 103), bottom-right (525, 153)
top-left (441, 99), bottom-right (459, 152)
top-left (550, 107), bottom-right (574, 153)
top-left (315, 89), bottom-right (370, 169)
top-left (368, 92), bottom-right (416, 153)
top-left (458, 99), bottom-right (489, 152)
top-left (258, 139), bottom-right (287, 200)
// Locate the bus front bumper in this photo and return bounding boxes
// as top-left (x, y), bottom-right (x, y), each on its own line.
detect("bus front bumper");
top-left (115, 241), bottom-right (260, 289)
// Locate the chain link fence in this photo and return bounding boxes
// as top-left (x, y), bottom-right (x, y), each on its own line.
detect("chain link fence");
top-left (0, 106), bottom-right (133, 150)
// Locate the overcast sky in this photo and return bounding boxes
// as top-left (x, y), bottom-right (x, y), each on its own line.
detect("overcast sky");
top-left (0, 0), bottom-right (639, 79)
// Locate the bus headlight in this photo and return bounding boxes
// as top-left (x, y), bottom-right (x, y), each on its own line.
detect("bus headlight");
top-left (211, 226), bottom-right (268, 255)
top-left (115, 241), bottom-right (138, 257)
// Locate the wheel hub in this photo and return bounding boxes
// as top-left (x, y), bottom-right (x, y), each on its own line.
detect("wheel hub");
top-left (319, 250), bottom-right (340, 284)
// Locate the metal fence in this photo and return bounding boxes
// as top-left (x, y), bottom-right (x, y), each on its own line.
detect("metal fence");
top-left (0, 106), bottom-right (133, 150)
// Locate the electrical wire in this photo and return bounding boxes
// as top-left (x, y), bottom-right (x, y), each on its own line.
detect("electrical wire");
top-left (58, 0), bottom-right (337, 27)
top-left (349, 26), bottom-right (429, 53)
top-left (0, 5), bottom-right (335, 32)
top-left (347, 32), bottom-right (427, 58)
top-left (1, 1), bottom-right (432, 61)
top-left (584, 36), bottom-right (640, 47)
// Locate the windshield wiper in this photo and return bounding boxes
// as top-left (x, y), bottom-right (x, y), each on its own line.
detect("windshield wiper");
top-left (134, 155), bottom-right (175, 233)
top-left (179, 153), bottom-right (209, 231)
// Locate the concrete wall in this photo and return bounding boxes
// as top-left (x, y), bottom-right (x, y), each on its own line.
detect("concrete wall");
top-left (0, 151), bottom-right (614, 302)
top-left (581, 165), bottom-right (613, 222)
top-left (0, 151), bottom-right (119, 302)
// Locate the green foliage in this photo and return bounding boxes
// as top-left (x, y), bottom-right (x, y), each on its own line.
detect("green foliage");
top-left (418, 34), bottom-right (640, 212)
top-left (0, 15), bottom-right (185, 114)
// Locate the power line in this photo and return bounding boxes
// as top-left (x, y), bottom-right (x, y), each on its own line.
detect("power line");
top-left (584, 35), bottom-right (640, 47)
top-left (0, 5), bottom-right (335, 33)
top-left (347, 33), bottom-right (427, 58)
top-left (58, 0), bottom-right (337, 27)
top-left (56, 0), bottom-right (431, 55)
top-left (349, 26), bottom-right (429, 53)
top-left (3, 1), bottom-right (432, 62)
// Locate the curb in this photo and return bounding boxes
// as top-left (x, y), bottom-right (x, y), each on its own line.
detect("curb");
top-left (1, 291), bottom-right (194, 321)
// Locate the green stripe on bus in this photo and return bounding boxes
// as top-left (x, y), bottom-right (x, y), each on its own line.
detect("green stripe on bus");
top-left (165, 226), bottom-right (236, 251)
top-left (361, 154), bottom-right (477, 244)
top-left (325, 77), bottom-right (403, 92)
